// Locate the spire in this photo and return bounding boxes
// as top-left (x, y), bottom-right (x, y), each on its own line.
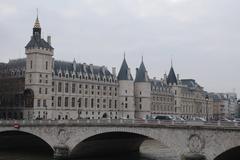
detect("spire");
top-left (33, 9), bottom-right (41, 37)
top-left (135, 58), bottom-right (149, 82)
top-left (34, 9), bottom-right (41, 29)
top-left (117, 56), bottom-right (133, 81)
top-left (167, 65), bottom-right (178, 85)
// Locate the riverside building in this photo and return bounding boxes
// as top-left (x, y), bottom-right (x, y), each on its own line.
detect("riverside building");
top-left (0, 16), bottom-right (214, 120)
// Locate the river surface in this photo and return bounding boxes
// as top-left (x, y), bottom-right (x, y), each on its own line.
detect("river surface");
top-left (0, 140), bottom-right (178, 160)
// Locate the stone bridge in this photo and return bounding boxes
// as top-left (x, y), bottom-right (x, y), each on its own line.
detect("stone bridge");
top-left (0, 119), bottom-right (240, 160)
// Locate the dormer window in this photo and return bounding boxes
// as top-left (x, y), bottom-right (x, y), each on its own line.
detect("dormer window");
top-left (66, 74), bottom-right (69, 78)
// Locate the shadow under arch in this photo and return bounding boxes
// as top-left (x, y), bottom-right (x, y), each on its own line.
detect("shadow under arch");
top-left (214, 146), bottom-right (240, 160)
top-left (70, 131), bottom-right (150, 158)
top-left (70, 131), bottom-right (177, 159)
top-left (0, 130), bottom-right (54, 154)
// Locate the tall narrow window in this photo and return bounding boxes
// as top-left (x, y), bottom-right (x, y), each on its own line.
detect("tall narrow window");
top-left (72, 83), bottom-right (75, 93)
top-left (78, 98), bottom-right (81, 107)
top-left (43, 99), bottom-right (47, 107)
top-left (109, 99), bottom-right (112, 108)
top-left (91, 98), bottom-right (94, 108)
top-left (30, 60), bottom-right (32, 69)
top-left (65, 97), bottom-right (69, 107)
top-left (72, 97), bottom-right (75, 107)
top-left (65, 83), bottom-right (69, 93)
top-left (85, 98), bottom-right (88, 107)
top-left (58, 82), bottom-right (62, 92)
top-left (37, 99), bottom-right (41, 107)
top-left (46, 61), bottom-right (48, 70)
top-left (58, 97), bottom-right (61, 107)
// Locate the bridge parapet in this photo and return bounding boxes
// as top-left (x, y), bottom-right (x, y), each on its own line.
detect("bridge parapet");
top-left (0, 119), bottom-right (239, 130)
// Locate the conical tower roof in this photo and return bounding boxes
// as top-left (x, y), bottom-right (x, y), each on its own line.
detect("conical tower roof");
top-left (135, 59), bottom-right (149, 82)
top-left (117, 56), bottom-right (133, 80)
top-left (167, 66), bottom-right (178, 85)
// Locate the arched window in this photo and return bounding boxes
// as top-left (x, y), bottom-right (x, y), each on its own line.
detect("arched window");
top-left (24, 89), bottom-right (34, 108)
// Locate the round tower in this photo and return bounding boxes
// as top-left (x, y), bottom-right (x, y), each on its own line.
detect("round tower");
top-left (134, 59), bottom-right (151, 119)
top-left (117, 56), bottom-right (134, 119)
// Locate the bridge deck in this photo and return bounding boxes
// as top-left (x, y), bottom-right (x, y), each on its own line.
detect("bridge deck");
top-left (0, 119), bottom-right (240, 131)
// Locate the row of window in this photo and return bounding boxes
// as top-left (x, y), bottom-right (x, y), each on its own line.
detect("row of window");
top-left (152, 96), bottom-right (174, 102)
top-left (30, 60), bottom-right (49, 70)
top-left (152, 105), bottom-right (174, 112)
top-left (55, 82), bottom-right (118, 96)
top-left (56, 72), bottom-right (116, 83)
top-left (55, 97), bottom-right (118, 108)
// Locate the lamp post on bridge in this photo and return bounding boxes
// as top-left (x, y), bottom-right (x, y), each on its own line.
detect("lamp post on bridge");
top-left (205, 95), bottom-right (209, 121)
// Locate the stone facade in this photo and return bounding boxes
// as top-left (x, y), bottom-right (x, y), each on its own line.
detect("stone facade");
top-left (0, 120), bottom-right (240, 160)
top-left (0, 16), bottom-right (232, 121)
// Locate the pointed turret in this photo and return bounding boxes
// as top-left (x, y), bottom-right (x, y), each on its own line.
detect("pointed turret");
top-left (33, 16), bottom-right (41, 38)
top-left (135, 58), bottom-right (149, 82)
top-left (117, 56), bottom-right (133, 80)
top-left (167, 66), bottom-right (178, 85)
top-left (134, 57), bottom-right (151, 119)
top-left (25, 14), bottom-right (53, 50)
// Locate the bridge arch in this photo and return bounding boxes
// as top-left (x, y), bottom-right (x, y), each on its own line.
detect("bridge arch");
top-left (214, 146), bottom-right (240, 160)
top-left (0, 127), bottom-right (57, 151)
top-left (0, 130), bottom-right (54, 154)
top-left (67, 127), bottom-right (182, 158)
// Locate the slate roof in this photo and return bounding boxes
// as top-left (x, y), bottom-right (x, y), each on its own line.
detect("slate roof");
top-left (25, 36), bottom-right (53, 50)
top-left (53, 60), bottom-right (114, 80)
top-left (25, 17), bottom-right (53, 50)
top-left (0, 59), bottom-right (26, 71)
top-left (117, 58), bottom-right (133, 80)
top-left (0, 59), bottom-right (26, 78)
top-left (150, 79), bottom-right (168, 91)
top-left (135, 61), bottom-right (149, 82)
top-left (167, 67), bottom-right (178, 85)
top-left (181, 79), bottom-right (197, 88)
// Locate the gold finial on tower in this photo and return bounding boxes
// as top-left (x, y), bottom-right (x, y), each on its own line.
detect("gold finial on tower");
top-left (34, 8), bottom-right (41, 28)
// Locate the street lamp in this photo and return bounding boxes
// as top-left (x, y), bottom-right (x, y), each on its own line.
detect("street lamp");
top-left (205, 95), bottom-right (209, 121)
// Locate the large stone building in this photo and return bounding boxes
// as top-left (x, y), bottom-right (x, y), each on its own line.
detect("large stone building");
top-left (0, 16), bottom-right (218, 120)
top-left (210, 92), bottom-right (238, 120)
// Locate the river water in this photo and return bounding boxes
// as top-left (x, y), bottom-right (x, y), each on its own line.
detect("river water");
top-left (0, 140), bottom-right (178, 160)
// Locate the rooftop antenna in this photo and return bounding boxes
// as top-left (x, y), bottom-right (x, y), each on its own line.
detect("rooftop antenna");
top-left (124, 51), bottom-right (126, 59)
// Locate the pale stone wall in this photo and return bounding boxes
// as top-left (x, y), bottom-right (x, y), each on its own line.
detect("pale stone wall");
top-left (1, 121), bottom-right (240, 160)
top-left (151, 89), bottom-right (175, 117)
top-left (25, 46), bottom-right (54, 120)
top-left (118, 80), bottom-right (135, 119)
top-left (134, 82), bottom-right (151, 119)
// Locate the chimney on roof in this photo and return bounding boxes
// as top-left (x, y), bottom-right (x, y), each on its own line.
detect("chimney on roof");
top-left (90, 64), bottom-right (93, 73)
top-left (112, 67), bottom-right (116, 77)
top-left (127, 68), bottom-right (131, 79)
top-left (47, 36), bottom-right (51, 45)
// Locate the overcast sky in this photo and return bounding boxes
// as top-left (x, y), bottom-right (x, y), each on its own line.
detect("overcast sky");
top-left (0, 0), bottom-right (239, 96)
